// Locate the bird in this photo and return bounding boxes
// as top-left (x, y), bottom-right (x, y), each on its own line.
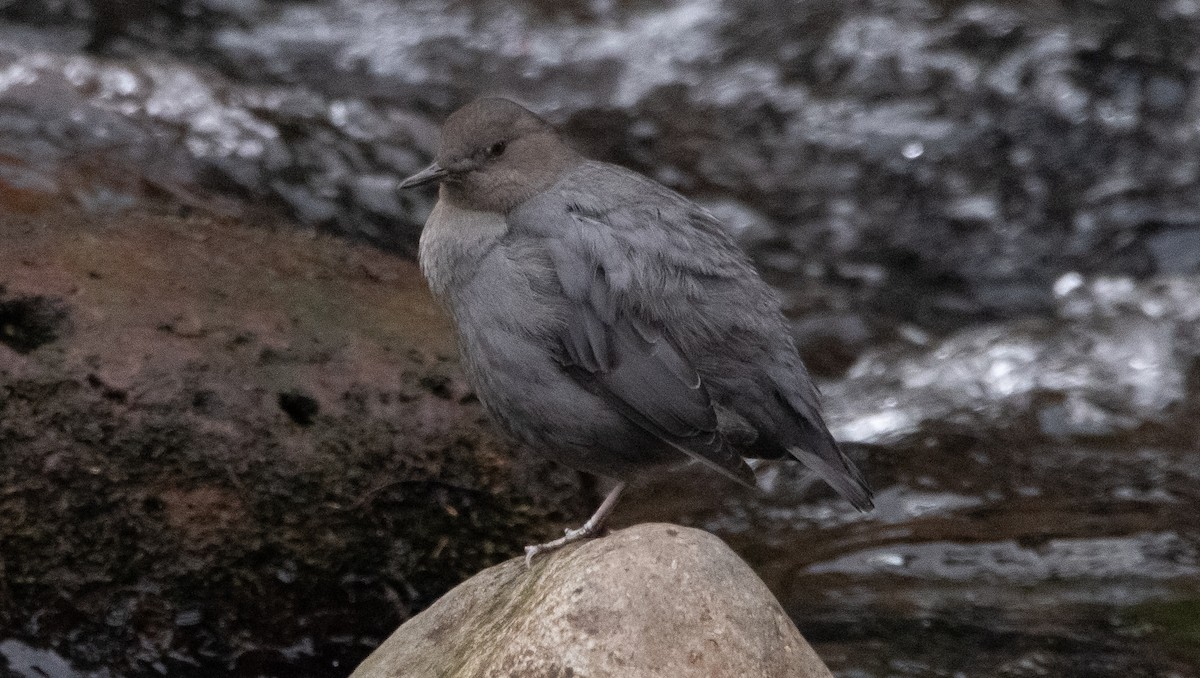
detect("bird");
top-left (399, 97), bottom-right (873, 563)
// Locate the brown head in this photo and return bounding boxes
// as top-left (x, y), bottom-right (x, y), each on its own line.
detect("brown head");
top-left (399, 98), bottom-right (582, 213)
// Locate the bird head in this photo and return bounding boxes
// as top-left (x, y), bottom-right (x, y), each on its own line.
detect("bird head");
top-left (400, 98), bottom-right (580, 213)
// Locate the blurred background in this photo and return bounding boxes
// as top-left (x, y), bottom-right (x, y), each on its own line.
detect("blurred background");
top-left (1, 0), bottom-right (1199, 676)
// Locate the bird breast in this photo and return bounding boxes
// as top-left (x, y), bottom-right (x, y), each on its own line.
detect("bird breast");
top-left (418, 198), bottom-right (511, 303)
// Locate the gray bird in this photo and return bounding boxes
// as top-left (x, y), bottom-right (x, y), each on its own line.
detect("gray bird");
top-left (400, 98), bottom-right (873, 562)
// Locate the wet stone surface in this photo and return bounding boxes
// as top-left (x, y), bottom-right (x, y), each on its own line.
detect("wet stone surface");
top-left (2, 0), bottom-right (1200, 676)
top-left (0, 209), bottom-right (585, 677)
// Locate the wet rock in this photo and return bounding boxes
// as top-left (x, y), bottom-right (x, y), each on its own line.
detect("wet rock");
top-left (351, 523), bottom-right (833, 678)
top-left (0, 206), bottom-right (585, 676)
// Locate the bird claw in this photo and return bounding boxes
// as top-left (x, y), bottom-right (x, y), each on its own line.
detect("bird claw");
top-left (523, 524), bottom-right (599, 568)
top-left (521, 483), bottom-right (627, 568)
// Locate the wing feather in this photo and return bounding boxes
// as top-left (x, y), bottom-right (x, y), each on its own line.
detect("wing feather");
top-left (508, 161), bottom-right (871, 505)
top-left (536, 211), bottom-right (755, 487)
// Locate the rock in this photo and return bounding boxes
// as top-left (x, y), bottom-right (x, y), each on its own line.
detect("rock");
top-left (351, 523), bottom-right (834, 678)
top-left (0, 206), bottom-right (585, 675)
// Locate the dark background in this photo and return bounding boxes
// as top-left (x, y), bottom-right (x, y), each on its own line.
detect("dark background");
top-left (1, 0), bottom-right (1198, 676)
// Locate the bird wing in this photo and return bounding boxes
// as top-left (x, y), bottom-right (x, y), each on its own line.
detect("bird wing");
top-left (509, 160), bottom-right (868, 509)
top-left (508, 172), bottom-right (756, 487)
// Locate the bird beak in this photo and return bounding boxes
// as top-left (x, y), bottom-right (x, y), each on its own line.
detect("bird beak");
top-left (399, 162), bottom-right (449, 189)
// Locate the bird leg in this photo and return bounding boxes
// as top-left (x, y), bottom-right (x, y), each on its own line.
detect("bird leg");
top-left (524, 482), bottom-right (627, 566)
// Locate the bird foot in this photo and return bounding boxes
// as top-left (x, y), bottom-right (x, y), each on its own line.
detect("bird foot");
top-left (523, 523), bottom-right (602, 567)
top-left (523, 482), bottom-right (627, 568)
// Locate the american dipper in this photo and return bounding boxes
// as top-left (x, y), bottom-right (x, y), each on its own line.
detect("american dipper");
top-left (400, 98), bottom-right (873, 562)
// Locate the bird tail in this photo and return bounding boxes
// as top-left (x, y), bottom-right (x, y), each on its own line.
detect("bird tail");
top-left (774, 379), bottom-right (875, 510)
top-left (789, 444), bottom-right (874, 511)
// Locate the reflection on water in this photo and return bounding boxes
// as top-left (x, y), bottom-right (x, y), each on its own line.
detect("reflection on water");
top-left (830, 274), bottom-right (1200, 447)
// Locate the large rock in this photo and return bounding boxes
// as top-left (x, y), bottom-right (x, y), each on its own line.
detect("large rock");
top-left (0, 206), bottom-right (584, 675)
top-left (352, 523), bottom-right (834, 678)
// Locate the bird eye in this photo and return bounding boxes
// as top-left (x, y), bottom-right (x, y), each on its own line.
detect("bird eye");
top-left (487, 141), bottom-right (507, 157)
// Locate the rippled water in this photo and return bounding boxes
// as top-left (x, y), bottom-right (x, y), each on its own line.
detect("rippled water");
top-left (2, 0), bottom-right (1199, 675)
